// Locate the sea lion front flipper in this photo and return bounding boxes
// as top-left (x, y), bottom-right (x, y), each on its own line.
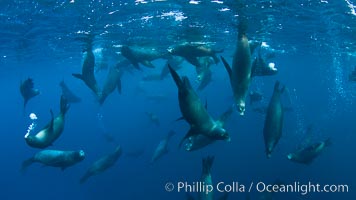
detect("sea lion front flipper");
top-left (49, 109), bottom-right (54, 133)
top-left (220, 56), bottom-right (232, 79)
top-left (217, 106), bottom-right (234, 127)
top-left (72, 73), bottom-right (84, 80)
top-left (178, 127), bottom-right (199, 148)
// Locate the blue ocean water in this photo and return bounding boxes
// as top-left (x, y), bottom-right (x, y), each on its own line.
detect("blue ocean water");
top-left (0, 0), bottom-right (355, 200)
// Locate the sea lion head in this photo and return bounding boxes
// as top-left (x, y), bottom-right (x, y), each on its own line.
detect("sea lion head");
top-left (74, 150), bottom-right (86, 161)
top-left (24, 135), bottom-right (43, 148)
top-left (209, 126), bottom-right (230, 142)
top-left (237, 101), bottom-right (246, 116)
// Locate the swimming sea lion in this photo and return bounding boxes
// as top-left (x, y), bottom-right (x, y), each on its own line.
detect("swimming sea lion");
top-left (168, 65), bottom-right (230, 149)
top-left (80, 145), bottom-right (122, 184)
top-left (160, 56), bottom-right (184, 79)
top-left (121, 45), bottom-right (167, 69)
top-left (221, 19), bottom-right (253, 115)
top-left (196, 57), bottom-right (214, 91)
top-left (72, 46), bottom-right (100, 96)
top-left (185, 106), bottom-right (233, 151)
top-left (21, 149), bottom-right (85, 172)
top-left (251, 53), bottom-right (278, 77)
top-left (145, 111), bottom-right (160, 127)
top-left (263, 81), bottom-right (285, 158)
top-left (287, 138), bottom-right (331, 165)
top-left (99, 66), bottom-right (122, 105)
top-left (20, 78), bottom-right (40, 108)
top-left (151, 130), bottom-right (175, 163)
top-left (24, 95), bottom-right (70, 149)
top-left (168, 42), bottom-right (222, 68)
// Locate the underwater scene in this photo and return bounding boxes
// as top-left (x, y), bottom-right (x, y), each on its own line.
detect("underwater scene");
top-left (0, 0), bottom-right (355, 200)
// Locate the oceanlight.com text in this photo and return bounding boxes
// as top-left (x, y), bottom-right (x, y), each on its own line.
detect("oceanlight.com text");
top-left (165, 181), bottom-right (349, 195)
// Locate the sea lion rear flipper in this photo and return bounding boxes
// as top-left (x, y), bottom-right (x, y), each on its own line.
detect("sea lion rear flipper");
top-left (202, 156), bottom-right (214, 174)
top-left (72, 73), bottom-right (83, 80)
top-left (21, 157), bottom-right (34, 174)
top-left (220, 56), bottom-right (232, 79)
top-left (168, 64), bottom-right (183, 88)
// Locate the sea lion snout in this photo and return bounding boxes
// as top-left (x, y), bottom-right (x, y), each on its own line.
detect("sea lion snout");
top-left (237, 102), bottom-right (246, 115)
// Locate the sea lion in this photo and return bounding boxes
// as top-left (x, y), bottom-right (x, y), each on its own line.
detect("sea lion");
top-left (160, 56), bottom-right (184, 79)
top-left (263, 81), bottom-right (285, 158)
top-left (221, 19), bottom-right (253, 115)
top-left (60, 80), bottom-right (81, 103)
top-left (168, 42), bottom-right (222, 68)
top-left (145, 111), bottom-right (160, 127)
top-left (200, 156), bottom-right (214, 200)
top-left (72, 46), bottom-right (100, 96)
top-left (287, 138), bottom-right (331, 165)
top-left (196, 57), bottom-right (214, 91)
top-left (151, 130), bottom-right (175, 163)
top-left (98, 66), bottom-right (122, 105)
top-left (21, 149), bottom-right (85, 172)
top-left (168, 65), bottom-right (230, 148)
top-left (24, 95), bottom-right (70, 149)
top-left (121, 45), bottom-right (167, 69)
top-left (20, 78), bottom-right (40, 108)
top-left (80, 145), bottom-right (122, 184)
top-left (251, 52), bottom-right (278, 77)
top-left (185, 106), bottom-right (233, 151)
